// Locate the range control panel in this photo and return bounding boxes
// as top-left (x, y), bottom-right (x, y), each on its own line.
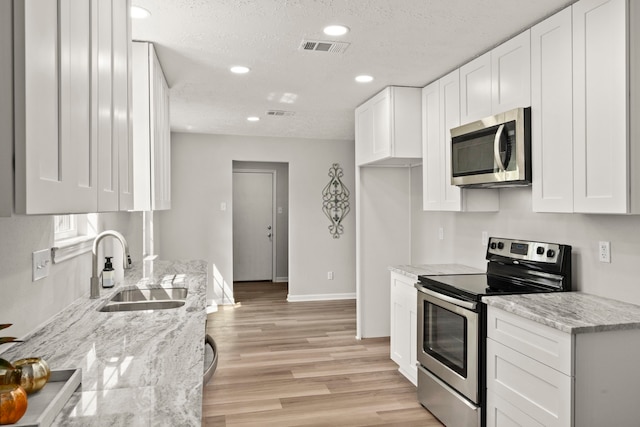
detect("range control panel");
top-left (487, 237), bottom-right (561, 264)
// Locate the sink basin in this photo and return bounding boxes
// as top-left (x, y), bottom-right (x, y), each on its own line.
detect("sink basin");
top-left (98, 287), bottom-right (188, 312)
top-left (99, 300), bottom-right (185, 312)
top-left (109, 287), bottom-right (188, 302)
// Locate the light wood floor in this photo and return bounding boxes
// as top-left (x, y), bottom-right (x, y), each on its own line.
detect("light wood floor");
top-left (202, 282), bottom-right (443, 426)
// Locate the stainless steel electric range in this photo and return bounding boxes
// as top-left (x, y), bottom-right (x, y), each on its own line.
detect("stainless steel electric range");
top-left (415, 237), bottom-right (572, 427)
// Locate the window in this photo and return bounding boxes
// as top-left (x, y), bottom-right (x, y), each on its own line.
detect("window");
top-left (52, 214), bottom-right (99, 263)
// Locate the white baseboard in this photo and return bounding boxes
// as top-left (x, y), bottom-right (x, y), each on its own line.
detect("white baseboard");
top-left (286, 292), bottom-right (356, 302)
top-left (274, 277), bottom-right (288, 283)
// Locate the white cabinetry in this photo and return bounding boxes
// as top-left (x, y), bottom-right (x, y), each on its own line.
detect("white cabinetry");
top-left (355, 86), bottom-right (421, 166)
top-left (531, 7), bottom-right (574, 213)
top-left (486, 306), bottom-right (640, 427)
top-left (389, 272), bottom-right (417, 385)
top-left (13, 0), bottom-right (132, 215)
top-left (422, 72), bottom-right (499, 212)
top-left (0, 1), bottom-right (12, 217)
top-left (532, 0), bottom-right (640, 214)
top-left (460, 31), bottom-right (531, 125)
top-left (132, 41), bottom-right (171, 211)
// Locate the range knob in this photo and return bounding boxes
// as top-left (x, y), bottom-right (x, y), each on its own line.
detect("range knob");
top-left (536, 246), bottom-right (545, 255)
top-left (490, 242), bottom-right (497, 250)
top-left (497, 242), bottom-right (504, 250)
top-left (547, 249), bottom-right (556, 258)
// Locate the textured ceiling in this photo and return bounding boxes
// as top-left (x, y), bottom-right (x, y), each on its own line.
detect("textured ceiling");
top-left (131, 0), bottom-right (575, 141)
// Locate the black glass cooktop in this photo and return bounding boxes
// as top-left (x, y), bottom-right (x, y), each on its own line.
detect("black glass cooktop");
top-left (417, 273), bottom-right (552, 303)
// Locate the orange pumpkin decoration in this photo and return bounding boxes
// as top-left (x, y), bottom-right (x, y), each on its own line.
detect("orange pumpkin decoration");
top-left (0, 383), bottom-right (28, 425)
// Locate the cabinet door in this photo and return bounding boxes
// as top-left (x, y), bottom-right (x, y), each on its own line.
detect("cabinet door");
top-left (491, 30), bottom-right (531, 113)
top-left (486, 390), bottom-right (545, 427)
top-left (389, 273), bottom-right (417, 385)
top-left (0, 1), bottom-right (12, 217)
top-left (113, 0), bottom-right (133, 210)
top-left (460, 52), bottom-right (492, 124)
top-left (531, 7), bottom-right (574, 213)
top-left (94, 0), bottom-right (118, 211)
top-left (573, 0), bottom-right (628, 213)
top-left (439, 69), bottom-right (462, 211)
top-left (422, 81), bottom-right (442, 211)
top-left (15, 0), bottom-right (97, 214)
top-left (152, 46), bottom-right (171, 210)
top-left (371, 89), bottom-right (391, 161)
top-left (355, 102), bottom-right (374, 166)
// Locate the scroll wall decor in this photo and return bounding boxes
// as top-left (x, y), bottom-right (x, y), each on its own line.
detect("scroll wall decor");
top-left (322, 163), bottom-right (350, 239)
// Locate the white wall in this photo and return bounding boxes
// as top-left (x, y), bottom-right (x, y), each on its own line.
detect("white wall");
top-left (158, 132), bottom-right (356, 304)
top-left (410, 166), bottom-right (640, 304)
top-left (0, 212), bottom-right (140, 339)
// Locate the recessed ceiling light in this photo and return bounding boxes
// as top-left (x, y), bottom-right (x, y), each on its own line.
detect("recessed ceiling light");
top-left (323, 25), bottom-right (349, 36)
top-left (230, 66), bottom-right (250, 74)
top-left (130, 6), bottom-right (151, 19)
top-left (247, 116), bottom-right (260, 122)
top-left (355, 75), bottom-right (374, 83)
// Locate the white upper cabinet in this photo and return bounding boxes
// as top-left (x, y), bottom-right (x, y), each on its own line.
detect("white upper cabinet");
top-left (355, 86), bottom-right (422, 166)
top-left (572, 0), bottom-right (639, 214)
top-left (532, 0), bottom-right (640, 214)
top-left (132, 42), bottom-right (171, 211)
top-left (14, 0), bottom-right (132, 215)
top-left (422, 71), bottom-right (499, 212)
top-left (459, 52), bottom-right (492, 124)
top-left (460, 31), bottom-right (531, 126)
top-left (491, 31), bottom-right (531, 114)
top-left (0, 1), bottom-right (13, 217)
top-left (531, 7), bottom-right (574, 213)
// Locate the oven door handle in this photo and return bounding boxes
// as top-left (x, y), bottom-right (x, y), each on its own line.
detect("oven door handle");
top-left (415, 284), bottom-right (477, 310)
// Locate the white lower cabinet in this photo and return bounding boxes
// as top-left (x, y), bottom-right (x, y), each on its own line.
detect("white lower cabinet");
top-left (486, 306), bottom-right (640, 427)
top-left (389, 272), bottom-right (417, 385)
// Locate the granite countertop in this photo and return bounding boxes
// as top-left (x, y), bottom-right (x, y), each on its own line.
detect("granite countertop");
top-left (389, 264), bottom-right (483, 280)
top-left (0, 259), bottom-right (208, 426)
top-left (483, 292), bottom-right (640, 334)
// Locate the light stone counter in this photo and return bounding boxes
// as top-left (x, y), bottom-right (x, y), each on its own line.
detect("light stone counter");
top-left (389, 264), bottom-right (483, 281)
top-left (483, 292), bottom-right (640, 334)
top-left (0, 259), bottom-right (208, 426)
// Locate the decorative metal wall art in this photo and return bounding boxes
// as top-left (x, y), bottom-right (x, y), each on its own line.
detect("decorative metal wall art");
top-left (322, 163), bottom-right (350, 239)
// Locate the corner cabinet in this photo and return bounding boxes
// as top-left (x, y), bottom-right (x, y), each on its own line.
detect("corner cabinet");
top-left (389, 272), bottom-right (418, 385)
top-left (532, 0), bottom-right (640, 214)
top-left (132, 41), bottom-right (171, 211)
top-left (486, 305), bottom-right (640, 427)
top-left (355, 86), bottom-right (422, 166)
top-left (13, 0), bottom-right (132, 215)
top-left (422, 72), bottom-right (499, 212)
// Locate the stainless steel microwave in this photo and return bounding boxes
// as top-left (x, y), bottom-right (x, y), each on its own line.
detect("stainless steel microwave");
top-left (450, 107), bottom-right (531, 187)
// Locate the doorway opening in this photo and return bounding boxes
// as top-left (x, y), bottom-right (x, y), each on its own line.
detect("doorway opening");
top-left (232, 161), bottom-right (289, 303)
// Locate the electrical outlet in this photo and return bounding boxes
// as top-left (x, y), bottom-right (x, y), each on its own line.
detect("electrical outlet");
top-left (220, 202), bottom-right (227, 211)
top-left (598, 241), bottom-right (611, 263)
top-left (327, 271), bottom-right (334, 280)
top-left (32, 248), bottom-right (51, 281)
top-left (482, 231), bottom-right (488, 246)
top-left (438, 227), bottom-right (444, 241)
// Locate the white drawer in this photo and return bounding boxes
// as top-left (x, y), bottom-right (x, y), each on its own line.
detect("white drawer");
top-left (487, 338), bottom-right (573, 427)
top-left (486, 389), bottom-right (545, 427)
top-left (487, 306), bottom-right (573, 375)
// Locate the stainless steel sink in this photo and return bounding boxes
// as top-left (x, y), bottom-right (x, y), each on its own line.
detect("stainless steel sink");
top-left (99, 300), bottom-right (186, 312)
top-left (98, 287), bottom-right (188, 312)
top-left (109, 287), bottom-right (188, 302)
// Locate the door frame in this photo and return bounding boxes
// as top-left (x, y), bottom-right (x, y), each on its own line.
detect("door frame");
top-left (232, 168), bottom-right (277, 282)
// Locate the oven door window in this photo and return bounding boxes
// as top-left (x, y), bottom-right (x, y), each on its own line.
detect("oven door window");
top-left (424, 301), bottom-right (467, 377)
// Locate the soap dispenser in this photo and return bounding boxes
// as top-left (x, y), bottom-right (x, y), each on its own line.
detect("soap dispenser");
top-left (102, 257), bottom-right (115, 288)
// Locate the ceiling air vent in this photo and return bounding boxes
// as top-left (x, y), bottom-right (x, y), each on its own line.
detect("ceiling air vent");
top-left (299, 39), bottom-right (350, 54)
top-left (266, 110), bottom-right (296, 117)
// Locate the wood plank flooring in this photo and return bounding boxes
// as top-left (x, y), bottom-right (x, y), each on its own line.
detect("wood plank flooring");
top-left (202, 282), bottom-right (443, 426)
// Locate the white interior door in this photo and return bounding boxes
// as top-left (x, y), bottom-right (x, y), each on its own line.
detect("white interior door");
top-left (233, 171), bottom-right (274, 281)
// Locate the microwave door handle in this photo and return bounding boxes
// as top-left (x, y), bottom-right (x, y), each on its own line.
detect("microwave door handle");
top-left (493, 124), bottom-right (507, 172)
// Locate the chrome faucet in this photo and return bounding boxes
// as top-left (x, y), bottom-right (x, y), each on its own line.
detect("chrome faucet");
top-left (90, 230), bottom-right (132, 299)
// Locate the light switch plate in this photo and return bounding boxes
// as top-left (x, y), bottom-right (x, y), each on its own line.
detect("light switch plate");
top-left (33, 248), bottom-right (51, 281)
